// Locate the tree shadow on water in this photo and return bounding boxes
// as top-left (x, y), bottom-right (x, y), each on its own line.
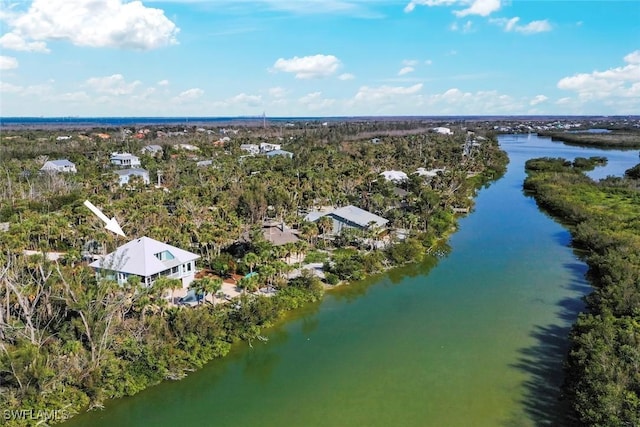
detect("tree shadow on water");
top-left (503, 302), bottom-right (585, 426)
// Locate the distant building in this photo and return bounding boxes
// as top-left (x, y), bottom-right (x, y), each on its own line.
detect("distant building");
top-left (266, 149), bottom-right (293, 159)
top-left (240, 144), bottom-right (260, 155)
top-left (307, 205), bottom-right (388, 235)
top-left (89, 236), bottom-right (200, 288)
top-left (260, 142), bottom-right (281, 153)
top-left (380, 170), bottom-right (408, 182)
top-left (110, 152), bottom-right (141, 168)
top-left (56, 135), bottom-right (72, 141)
top-left (40, 159), bottom-right (77, 173)
top-left (242, 222), bottom-right (300, 246)
top-left (141, 145), bottom-right (163, 156)
top-left (432, 127), bottom-right (452, 135)
top-left (114, 168), bottom-right (150, 186)
top-left (415, 167), bottom-right (445, 178)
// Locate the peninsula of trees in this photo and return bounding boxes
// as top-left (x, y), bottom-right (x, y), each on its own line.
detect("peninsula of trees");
top-left (524, 157), bottom-right (640, 426)
top-left (0, 120), bottom-right (508, 425)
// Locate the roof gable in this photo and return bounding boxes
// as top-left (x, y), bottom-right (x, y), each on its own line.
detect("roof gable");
top-left (329, 205), bottom-right (388, 228)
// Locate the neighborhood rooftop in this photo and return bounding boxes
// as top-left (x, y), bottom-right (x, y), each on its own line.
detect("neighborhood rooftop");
top-left (330, 205), bottom-right (388, 228)
top-left (89, 236), bottom-right (200, 278)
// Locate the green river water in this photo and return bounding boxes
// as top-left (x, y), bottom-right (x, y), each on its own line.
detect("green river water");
top-left (65, 134), bottom-right (640, 427)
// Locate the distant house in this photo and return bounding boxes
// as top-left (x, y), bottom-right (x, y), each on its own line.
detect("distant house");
top-left (110, 152), bottom-right (141, 168)
top-left (196, 160), bottom-right (213, 167)
top-left (380, 170), bottom-right (408, 182)
top-left (56, 135), bottom-right (72, 141)
top-left (370, 138), bottom-right (382, 144)
top-left (308, 205), bottom-right (388, 235)
top-left (40, 159), bottom-right (77, 173)
top-left (266, 149), bottom-right (293, 159)
top-left (89, 236), bottom-right (200, 288)
top-left (242, 222), bottom-right (300, 246)
top-left (260, 142), bottom-right (281, 153)
top-left (173, 143), bottom-right (200, 151)
top-left (240, 144), bottom-right (260, 155)
top-left (141, 145), bottom-right (163, 156)
top-left (432, 127), bottom-right (452, 135)
top-left (114, 168), bottom-right (150, 186)
top-left (415, 167), bottom-right (445, 178)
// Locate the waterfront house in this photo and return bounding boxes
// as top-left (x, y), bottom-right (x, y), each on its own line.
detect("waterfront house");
top-left (89, 236), bottom-right (200, 288)
top-left (308, 205), bottom-right (388, 235)
top-left (40, 159), bottom-right (77, 173)
top-left (242, 221), bottom-right (300, 246)
top-left (110, 152), bottom-right (141, 168)
top-left (114, 168), bottom-right (150, 186)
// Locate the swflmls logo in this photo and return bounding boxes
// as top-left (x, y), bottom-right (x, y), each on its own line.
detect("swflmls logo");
top-left (3, 409), bottom-right (70, 421)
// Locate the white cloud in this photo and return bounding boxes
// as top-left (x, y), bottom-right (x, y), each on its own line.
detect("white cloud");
top-left (451, 20), bottom-right (473, 32)
top-left (58, 91), bottom-right (90, 102)
top-left (86, 74), bottom-right (141, 95)
top-left (557, 50), bottom-right (640, 101)
top-left (299, 91), bottom-right (335, 110)
top-left (271, 54), bottom-right (341, 79)
top-left (157, 79), bottom-right (170, 86)
top-left (2, 0), bottom-right (179, 51)
top-left (425, 59), bottom-right (433, 65)
top-left (0, 81), bottom-right (22, 93)
top-left (174, 88), bottom-right (204, 102)
top-left (398, 66), bottom-right (415, 76)
top-left (530, 94), bottom-right (548, 106)
top-left (406, 0), bottom-right (500, 17)
top-left (492, 17), bottom-right (552, 34)
top-left (354, 83), bottom-right (423, 102)
top-left (0, 55), bottom-right (18, 70)
top-left (0, 33), bottom-right (49, 53)
top-left (228, 93), bottom-right (262, 106)
top-left (268, 87), bottom-right (287, 98)
top-left (338, 73), bottom-right (355, 80)
top-left (403, 59), bottom-right (419, 66)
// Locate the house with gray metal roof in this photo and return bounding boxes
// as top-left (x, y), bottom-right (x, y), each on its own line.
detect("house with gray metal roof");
top-left (113, 168), bottom-right (150, 186)
top-left (309, 205), bottom-right (388, 235)
top-left (110, 152), bottom-right (141, 168)
top-left (89, 236), bottom-right (200, 288)
top-left (40, 159), bottom-right (77, 173)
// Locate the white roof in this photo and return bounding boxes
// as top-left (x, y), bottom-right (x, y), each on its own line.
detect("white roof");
top-left (380, 170), bottom-right (408, 182)
top-left (89, 236), bottom-right (199, 277)
top-left (110, 152), bottom-right (138, 160)
top-left (329, 205), bottom-right (388, 228)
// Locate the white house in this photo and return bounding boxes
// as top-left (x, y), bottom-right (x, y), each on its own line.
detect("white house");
top-left (307, 205), bottom-right (388, 235)
top-left (110, 152), bottom-right (141, 168)
top-left (415, 167), bottom-right (445, 178)
top-left (266, 149), bottom-right (293, 159)
top-left (40, 159), bottom-right (77, 173)
top-left (114, 168), bottom-right (150, 186)
top-left (240, 144), bottom-right (260, 155)
top-left (432, 127), bottom-right (452, 135)
top-left (260, 142), bottom-right (281, 153)
top-left (89, 236), bottom-right (200, 289)
top-left (380, 170), bottom-right (408, 182)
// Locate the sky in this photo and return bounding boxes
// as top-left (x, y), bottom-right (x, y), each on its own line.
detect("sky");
top-left (0, 0), bottom-right (638, 117)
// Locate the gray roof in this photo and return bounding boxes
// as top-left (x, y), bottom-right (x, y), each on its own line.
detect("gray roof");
top-left (266, 149), bottom-right (293, 157)
top-left (47, 159), bottom-right (75, 167)
top-left (89, 236), bottom-right (199, 277)
top-left (113, 168), bottom-right (148, 176)
top-left (329, 205), bottom-right (388, 228)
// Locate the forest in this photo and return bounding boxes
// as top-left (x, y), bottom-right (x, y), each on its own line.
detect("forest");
top-left (0, 120), bottom-right (508, 425)
top-left (524, 157), bottom-right (640, 426)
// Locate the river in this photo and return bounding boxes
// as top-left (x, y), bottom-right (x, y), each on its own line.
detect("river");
top-left (65, 134), bottom-right (639, 427)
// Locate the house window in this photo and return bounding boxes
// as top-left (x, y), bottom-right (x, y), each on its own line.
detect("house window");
top-left (154, 250), bottom-right (175, 261)
top-left (171, 266), bottom-right (179, 274)
top-left (187, 262), bottom-right (192, 272)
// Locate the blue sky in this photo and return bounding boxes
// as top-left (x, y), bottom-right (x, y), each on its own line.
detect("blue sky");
top-left (0, 0), bottom-right (638, 117)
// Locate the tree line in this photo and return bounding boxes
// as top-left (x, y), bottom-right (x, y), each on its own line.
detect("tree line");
top-left (524, 157), bottom-right (640, 426)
